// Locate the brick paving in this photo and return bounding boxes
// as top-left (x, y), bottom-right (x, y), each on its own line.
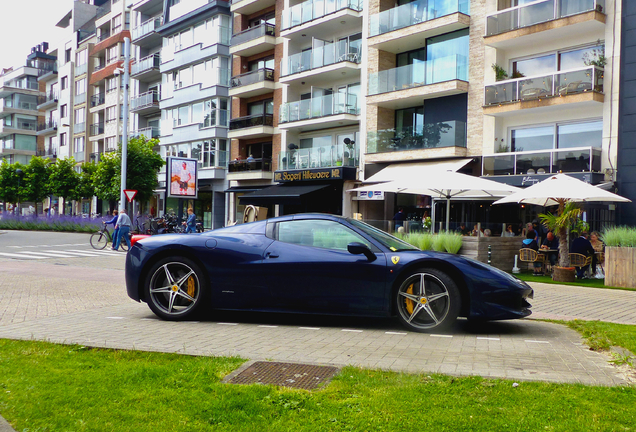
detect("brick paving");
top-left (0, 251), bottom-right (634, 387)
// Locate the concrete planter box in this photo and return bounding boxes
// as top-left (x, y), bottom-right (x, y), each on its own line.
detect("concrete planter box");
top-left (459, 236), bottom-right (520, 272)
top-left (605, 246), bottom-right (636, 288)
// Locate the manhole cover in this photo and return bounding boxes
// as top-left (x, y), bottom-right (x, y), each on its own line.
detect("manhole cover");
top-left (225, 361), bottom-right (339, 390)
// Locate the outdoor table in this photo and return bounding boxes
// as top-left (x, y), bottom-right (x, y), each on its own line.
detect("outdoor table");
top-left (538, 249), bottom-right (559, 272)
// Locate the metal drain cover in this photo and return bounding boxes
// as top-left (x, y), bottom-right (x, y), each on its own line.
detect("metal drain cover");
top-left (225, 361), bottom-right (339, 390)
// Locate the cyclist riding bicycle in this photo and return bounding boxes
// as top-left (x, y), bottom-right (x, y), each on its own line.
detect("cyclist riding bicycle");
top-left (104, 210), bottom-right (119, 242)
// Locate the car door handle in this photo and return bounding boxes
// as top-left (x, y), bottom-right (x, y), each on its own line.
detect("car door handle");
top-left (266, 252), bottom-right (279, 259)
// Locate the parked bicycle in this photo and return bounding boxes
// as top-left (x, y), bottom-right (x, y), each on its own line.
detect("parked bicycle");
top-left (90, 222), bottom-right (129, 251)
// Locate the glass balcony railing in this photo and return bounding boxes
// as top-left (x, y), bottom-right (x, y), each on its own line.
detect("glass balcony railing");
top-left (1, 119), bottom-right (38, 132)
top-left (282, 0), bottom-right (363, 30)
top-left (74, 122), bottom-right (86, 134)
top-left (484, 66), bottom-right (603, 105)
top-left (3, 80), bottom-right (39, 91)
top-left (370, 0), bottom-right (469, 37)
top-left (486, 0), bottom-right (605, 36)
top-left (482, 146), bottom-right (601, 176)
top-left (278, 143), bottom-right (358, 170)
top-left (230, 68), bottom-right (274, 88)
top-left (368, 54), bottom-right (468, 95)
top-left (131, 90), bottom-right (160, 111)
top-left (228, 157), bottom-right (272, 173)
top-left (132, 53), bottom-right (161, 76)
top-left (281, 45), bottom-right (361, 76)
top-left (75, 63), bottom-right (88, 77)
top-left (132, 16), bottom-right (162, 41)
top-left (131, 126), bottom-right (160, 139)
top-left (199, 150), bottom-right (228, 169)
top-left (91, 93), bottom-right (106, 107)
top-left (279, 93), bottom-right (359, 124)
top-left (367, 121), bottom-right (467, 154)
top-left (90, 122), bottom-right (104, 136)
top-left (232, 23), bottom-right (275, 46)
top-left (37, 119), bottom-right (58, 132)
top-left (98, 31), bottom-right (111, 42)
top-left (229, 113), bottom-right (274, 130)
top-left (37, 91), bottom-right (59, 106)
top-left (74, 93), bottom-right (87, 105)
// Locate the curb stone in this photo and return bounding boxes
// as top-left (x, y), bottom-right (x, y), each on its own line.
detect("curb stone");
top-left (0, 415), bottom-right (17, 432)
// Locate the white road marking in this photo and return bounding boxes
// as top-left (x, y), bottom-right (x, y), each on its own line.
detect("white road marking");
top-left (525, 340), bottom-right (550, 344)
top-left (68, 249), bottom-right (122, 256)
top-left (106, 317), bottom-right (125, 320)
top-left (430, 334), bottom-right (453, 338)
top-left (477, 337), bottom-right (500, 341)
top-left (385, 331), bottom-right (407, 335)
top-left (217, 322), bottom-right (238, 326)
top-left (342, 329), bottom-right (363, 333)
top-left (0, 252), bottom-right (46, 259)
top-left (14, 251), bottom-right (78, 258)
top-left (258, 325), bottom-right (279, 328)
top-left (299, 327), bottom-right (320, 330)
top-left (42, 250), bottom-right (105, 257)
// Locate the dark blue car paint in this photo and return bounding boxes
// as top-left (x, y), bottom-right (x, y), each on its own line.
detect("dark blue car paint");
top-left (126, 214), bottom-right (532, 321)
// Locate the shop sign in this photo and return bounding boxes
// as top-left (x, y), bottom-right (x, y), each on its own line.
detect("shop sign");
top-left (275, 168), bottom-right (345, 182)
top-left (357, 191), bottom-right (385, 200)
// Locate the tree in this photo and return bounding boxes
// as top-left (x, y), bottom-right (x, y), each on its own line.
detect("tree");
top-left (124, 135), bottom-right (164, 206)
top-left (48, 158), bottom-right (78, 215)
top-left (93, 151), bottom-right (121, 205)
top-left (71, 162), bottom-right (98, 215)
top-left (539, 201), bottom-right (583, 268)
top-left (0, 161), bottom-right (26, 210)
top-left (23, 157), bottom-right (51, 215)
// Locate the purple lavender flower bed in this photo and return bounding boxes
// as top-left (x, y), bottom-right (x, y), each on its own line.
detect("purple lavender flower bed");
top-left (0, 214), bottom-right (102, 233)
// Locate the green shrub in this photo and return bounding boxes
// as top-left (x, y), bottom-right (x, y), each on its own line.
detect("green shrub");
top-left (387, 231), bottom-right (463, 254)
top-left (443, 233), bottom-right (463, 254)
top-left (602, 226), bottom-right (636, 247)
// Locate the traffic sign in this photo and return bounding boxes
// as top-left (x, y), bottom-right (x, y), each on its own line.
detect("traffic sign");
top-left (124, 189), bottom-right (138, 202)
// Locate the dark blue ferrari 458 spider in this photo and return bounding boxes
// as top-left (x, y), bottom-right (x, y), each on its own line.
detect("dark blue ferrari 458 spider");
top-left (126, 213), bottom-right (533, 332)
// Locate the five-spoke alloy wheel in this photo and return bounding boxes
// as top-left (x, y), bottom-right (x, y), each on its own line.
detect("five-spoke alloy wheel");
top-left (396, 268), bottom-right (460, 332)
top-left (145, 257), bottom-right (206, 320)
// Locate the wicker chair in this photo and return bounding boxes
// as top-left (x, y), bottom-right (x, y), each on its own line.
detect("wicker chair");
top-left (569, 253), bottom-right (592, 268)
top-left (519, 248), bottom-right (545, 273)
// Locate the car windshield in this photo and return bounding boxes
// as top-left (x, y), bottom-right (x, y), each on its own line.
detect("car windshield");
top-left (348, 219), bottom-right (420, 252)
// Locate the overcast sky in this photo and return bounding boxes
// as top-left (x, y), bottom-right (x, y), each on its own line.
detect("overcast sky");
top-left (0, 0), bottom-right (71, 71)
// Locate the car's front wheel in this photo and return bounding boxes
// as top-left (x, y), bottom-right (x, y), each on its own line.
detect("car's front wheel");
top-left (395, 268), bottom-right (460, 332)
top-left (144, 257), bottom-right (207, 320)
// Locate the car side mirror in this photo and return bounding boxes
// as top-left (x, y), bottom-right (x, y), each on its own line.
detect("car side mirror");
top-left (347, 242), bottom-right (376, 262)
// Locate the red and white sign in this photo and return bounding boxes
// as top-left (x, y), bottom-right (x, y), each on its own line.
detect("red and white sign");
top-left (124, 189), bottom-right (138, 202)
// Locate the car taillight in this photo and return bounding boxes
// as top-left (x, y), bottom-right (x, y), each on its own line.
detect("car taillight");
top-left (131, 234), bottom-right (151, 247)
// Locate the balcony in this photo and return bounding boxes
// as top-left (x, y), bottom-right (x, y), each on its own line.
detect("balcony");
top-left (227, 157), bottom-right (274, 181)
top-left (131, 90), bottom-right (160, 115)
top-left (75, 63), bottom-right (88, 77)
top-left (278, 143), bottom-right (358, 170)
top-left (37, 120), bottom-right (58, 135)
top-left (484, 66), bottom-right (603, 116)
top-left (0, 119), bottom-right (38, 137)
top-left (482, 146), bottom-right (601, 177)
top-left (366, 121), bottom-right (467, 161)
top-left (0, 81), bottom-right (40, 98)
top-left (37, 62), bottom-right (58, 82)
top-left (229, 68), bottom-right (275, 98)
top-left (98, 31), bottom-right (111, 42)
top-left (485, 0), bottom-right (606, 51)
top-left (90, 122), bottom-right (105, 137)
top-left (131, 126), bottom-right (160, 139)
top-left (281, 0), bottom-right (363, 39)
top-left (131, 53), bottom-right (161, 82)
top-left (74, 122), bottom-right (86, 134)
top-left (94, 62), bottom-right (107, 72)
top-left (132, 16), bottom-right (162, 48)
top-left (36, 148), bottom-right (57, 159)
top-left (230, 0), bottom-right (276, 16)
top-left (0, 138), bottom-right (36, 154)
top-left (368, 0), bottom-right (470, 54)
top-left (228, 113), bottom-right (274, 139)
top-left (1, 101), bottom-right (38, 117)
top-left (367, 55), bottom-right (468, 109)
top-left (91, 93), bottom-right (106, 108)
top-left (279, 93), bottom-right (360, 132)
top-left (280, 45), bottom-right (361, 87)
top-left (230, 23), bottom-right (276, 57)
top-left (74, 92), bottom-right (87, 106)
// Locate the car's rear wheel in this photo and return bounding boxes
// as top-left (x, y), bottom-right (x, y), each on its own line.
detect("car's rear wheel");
top-left (395, 268), bottom-right (460, 332)
top-left (145, 257), bottom-right (206, 320)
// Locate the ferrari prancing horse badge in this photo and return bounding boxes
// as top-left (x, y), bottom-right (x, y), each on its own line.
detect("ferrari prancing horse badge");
top-left (391, 256), bottom-right (400, 265)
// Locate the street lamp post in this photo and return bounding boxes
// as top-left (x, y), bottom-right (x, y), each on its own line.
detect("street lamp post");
top-left (15, 168), bottom-right (23, 216)
top-left (120, 37), bottom-right (131, 211)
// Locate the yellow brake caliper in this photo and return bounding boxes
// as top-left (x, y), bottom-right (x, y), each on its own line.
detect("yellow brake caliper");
top-left (186, 276), bottom-right (196, 300)
top-left (405, 283), bottom-right (414, 314)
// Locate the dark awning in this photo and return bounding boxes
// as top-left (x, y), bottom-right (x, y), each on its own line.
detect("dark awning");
top-left (225, 185), bottom-right (269, 194)
top-left (239, 184), bottom-right (330, 206)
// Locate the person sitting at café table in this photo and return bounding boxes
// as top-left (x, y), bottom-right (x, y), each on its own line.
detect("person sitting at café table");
top-left (501, 224), bottom-right (516, 237)
top-left (590, 231), bottom-right (604, 253)
top-left (570, 231), bottom-right (595, 279)
top-left (541, 231), bottom-right (559, 266)
top-left (471, 224), bottom-right (483, 237)
top-left (522, 230), bottom-right (543, 275)
top-left (456, 223), bottom-right (470, 236)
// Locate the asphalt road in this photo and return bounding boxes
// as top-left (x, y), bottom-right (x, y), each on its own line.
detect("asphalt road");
top-left (0, 230), bottom-right (634, 386)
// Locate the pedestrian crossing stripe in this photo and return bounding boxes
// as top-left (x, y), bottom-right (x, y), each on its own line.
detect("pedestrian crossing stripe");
top-left (0, 248), bottom-right (125, 260)
top-left (0, 252), bottom-right (47, 259)
top-left (15, 251), bottom-right (79, 258)
top-left (42, 250), bottom-right (105, 257)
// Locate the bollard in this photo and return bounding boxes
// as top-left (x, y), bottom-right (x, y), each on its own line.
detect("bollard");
top-left (488, 244), bottom-right (492, 266)
top-left (512, 255), bottom-right (520, 274)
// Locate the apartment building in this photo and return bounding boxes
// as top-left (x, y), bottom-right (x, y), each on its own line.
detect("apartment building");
top-left (0, 61), bottom-right (44, 165)
top-left (227, 0), bottom-right (364, 221)
top-left (149, 0), bottom-right (232, 229)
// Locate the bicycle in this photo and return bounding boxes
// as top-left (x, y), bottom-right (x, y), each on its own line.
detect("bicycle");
top-left (90, 223), bottom-right (129, 251)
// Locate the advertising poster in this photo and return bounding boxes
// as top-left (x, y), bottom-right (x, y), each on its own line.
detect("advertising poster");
top-left (167, 157), bottom-right (198, 199)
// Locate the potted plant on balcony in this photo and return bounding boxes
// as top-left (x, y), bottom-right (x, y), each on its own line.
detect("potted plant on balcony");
top-left (539, 201), bottom-right (584, 282)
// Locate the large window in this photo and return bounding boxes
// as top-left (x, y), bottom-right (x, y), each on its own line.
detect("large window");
top-left (191, 139), bottom-right (228, 168)
top-left (510, 119), bottom-right (602, 152)
top-left (74, 136), bottom-right (85, 153)
top-left (249, 56), bottom-right (275, 71)
top-left (75, 78), bottom-right (86, 96)
top-left (511, 44), bottom-right (605, 77)
top-left (248, 99), bottom-right (274, 116)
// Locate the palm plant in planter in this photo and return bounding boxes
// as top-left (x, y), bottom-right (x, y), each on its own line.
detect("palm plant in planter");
top-left (539, 201), bottom-right (583, 282)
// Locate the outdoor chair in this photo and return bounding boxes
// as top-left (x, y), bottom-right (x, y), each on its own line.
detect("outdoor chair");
top-left (519, 248), bottom-right (545, 273)
top-left (569, 253), bottom-right (593, 277)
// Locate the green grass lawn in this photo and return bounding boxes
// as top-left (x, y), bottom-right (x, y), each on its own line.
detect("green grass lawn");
top-left (513, 271), bottom-right (636, 291)
top-left (1, 329), bottom-right (635, 432)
